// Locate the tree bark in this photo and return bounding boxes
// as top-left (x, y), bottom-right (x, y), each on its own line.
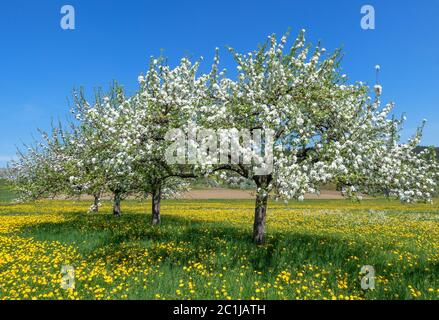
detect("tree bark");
top-left (113, 192), bottom-right (121, 216)
top-left (151, 187), bottom-right (162, 225)
top-left (91, 193), bottom-right (100, 213)
top-left (252, 176), bottom-right (271, 244)
top-left (253, 187), bottom-right (269, 244)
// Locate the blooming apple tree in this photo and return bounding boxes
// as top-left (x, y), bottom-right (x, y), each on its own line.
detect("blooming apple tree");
top-left (127, 56), bottom-right (210, 224)
top-left (70, 85), bottom-right (139, 215)
top-left (201, 30), bottom-right (438, 243)
top-left (9, 124), bottom-right (79, 201)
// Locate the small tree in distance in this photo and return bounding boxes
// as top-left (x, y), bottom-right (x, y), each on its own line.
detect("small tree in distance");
top-left (9, 126), bottom-right (72, 201)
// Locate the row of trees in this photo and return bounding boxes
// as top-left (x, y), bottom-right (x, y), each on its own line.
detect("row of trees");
top-left (9, 30), bottom-right (439, 243)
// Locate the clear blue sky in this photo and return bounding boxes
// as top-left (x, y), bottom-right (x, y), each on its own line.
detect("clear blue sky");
top-left (1, 0), bottom-right (438, 167)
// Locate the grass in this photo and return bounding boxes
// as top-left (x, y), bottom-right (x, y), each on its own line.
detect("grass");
top-left (0, 198), bottom-right (438, 300)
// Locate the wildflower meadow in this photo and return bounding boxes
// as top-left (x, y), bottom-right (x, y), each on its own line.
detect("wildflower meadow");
top-left (1, 194), bottom-right (438, 300)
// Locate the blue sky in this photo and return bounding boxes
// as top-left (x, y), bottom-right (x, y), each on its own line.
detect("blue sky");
top-left (0, 0), bottom-right (438, 167)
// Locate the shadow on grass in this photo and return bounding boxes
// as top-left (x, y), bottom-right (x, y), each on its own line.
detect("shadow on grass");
top-left (8, 207), bottom-right (438, 300)
top-left (16, 212), bottom-right (406, 277)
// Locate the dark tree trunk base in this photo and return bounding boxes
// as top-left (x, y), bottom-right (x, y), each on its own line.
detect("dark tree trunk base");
top-left (91, 194), bottom-right (100, 213)
top-left (152, 187), bottom-right (162, 225)
top-left (113, 192), bottom-right (121, 216)
top-left (253, 191), bottom-right (268, 244)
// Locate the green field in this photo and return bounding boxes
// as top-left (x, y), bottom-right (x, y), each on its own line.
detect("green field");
top-left (0, 198), bottom-right (438, 300)
top-left (0, 179), bottom-right (16, 203)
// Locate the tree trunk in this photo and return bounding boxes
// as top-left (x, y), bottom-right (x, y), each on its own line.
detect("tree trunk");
top-left (113, 192), bottom-right (121, 216)
top-left (91, 193), bottom-right (100, 213)
top-left (151, 187), bottom-right (162, 225)
top-left (252, 176), bottom-right (271, 244)
top-left (253, 187), bottom-right (268, 244)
